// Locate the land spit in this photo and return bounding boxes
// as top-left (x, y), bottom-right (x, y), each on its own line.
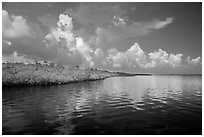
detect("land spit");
top-left (3, 62), bottom-right (151, 86)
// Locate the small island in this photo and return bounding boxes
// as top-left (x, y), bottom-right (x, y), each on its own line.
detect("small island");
top-left (2, 61), bottom-right (152, 86)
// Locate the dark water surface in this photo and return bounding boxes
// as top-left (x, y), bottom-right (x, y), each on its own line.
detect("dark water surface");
top-left (2, 75), bottom-right (202, 135)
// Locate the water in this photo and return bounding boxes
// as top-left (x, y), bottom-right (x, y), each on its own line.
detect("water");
top-left (2, 75), bottom-right (202, 135)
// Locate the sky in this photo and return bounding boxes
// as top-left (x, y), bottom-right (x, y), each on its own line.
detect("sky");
top-left (2, 2), bottom-right (202, 74)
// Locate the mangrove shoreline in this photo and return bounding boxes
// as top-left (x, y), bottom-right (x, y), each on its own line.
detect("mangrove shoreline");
top-left (3, 62), bottom-right (151, 86)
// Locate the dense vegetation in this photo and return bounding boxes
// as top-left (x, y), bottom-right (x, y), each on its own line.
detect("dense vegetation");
top-left (2, 62), bottom-right (121, 86)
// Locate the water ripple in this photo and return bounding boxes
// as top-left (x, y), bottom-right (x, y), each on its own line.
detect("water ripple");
top-left (2, 76), bottom-right (202, 135)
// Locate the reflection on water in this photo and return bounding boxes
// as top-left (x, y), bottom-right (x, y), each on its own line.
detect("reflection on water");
top-left (2, 76), bottom-right (202, 135)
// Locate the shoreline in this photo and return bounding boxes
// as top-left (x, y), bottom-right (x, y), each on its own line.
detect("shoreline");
top-left (2, 77), bottom-right (109, 87)
top-left (3, 62), bottom-right (150, 86)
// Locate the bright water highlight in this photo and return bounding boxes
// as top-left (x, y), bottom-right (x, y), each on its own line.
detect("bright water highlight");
top-left (3, 75), bottom-right (202, 134)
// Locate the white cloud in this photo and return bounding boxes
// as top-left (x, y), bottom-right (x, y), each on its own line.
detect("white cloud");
top-left (149, 17), bottom-right (174, 29)
top-left (45, 28), bottom-right (76, 52)
top-left (109, 17), bottom-right (174, 38)
top-left (92, 48), bottom-right (108, 67)
top-left (75, 37), bottom-right (94, 67)
top-left (148, 49), bottom-right (169, 66)
top-left (3, 40), bottom-right (12, 46)
top-left (106, 48), bottom-right (126, 68)
top-left (104, 44), bottom-right (184, 68)
top-left (57, 14), bottom-right (73, 31)
top-left (186, 56), bottom-right (201, 65)
top-left (112, 16), bottom-right (126, 26)
top-left (44, 14), bottom-right (76, 52)
top-left (106, 43), bottom-right (148, 68)
top-left (125, 43), bottom-right (148, 67)
top-left (94, 48), bottom-right (104, 58)
top-left (2, 22), bottom-right (58, 61)
top-left (147, 49), bottom-right (183, 67)
top-left (168, 54), bottom-right (183, 67)
top-left (2, 10), bottom-right (31, 38)
top-left (2, 10), bottom-right (199, 72)
top-left (45, 14), bottom-right (94, 67)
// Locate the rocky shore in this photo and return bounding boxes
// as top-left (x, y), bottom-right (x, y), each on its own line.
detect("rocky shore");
top-left (2, 62), bottom-right (143, 86)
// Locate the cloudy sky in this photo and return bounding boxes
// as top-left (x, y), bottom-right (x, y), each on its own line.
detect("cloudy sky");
top-left (2, 2), bottom-right (202, 74)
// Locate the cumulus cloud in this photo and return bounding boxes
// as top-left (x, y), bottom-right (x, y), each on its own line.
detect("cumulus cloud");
top-left (45, 14), bottom-right (94, 67)
top-left (2, 8), bottom-right (200, 73)
top-left (75, 37), bottom-right (94, 67)
top-left (186, 56), bottom-right (201, 65)
top-left (2, 12), bottom-right (95, 67)
top-left (106, 48), bottom-right (126, 68)
top-left (2, 10), bottom-right (58, 61)
top-left (147, 49), bottom-right (183, 67)
top-left (105, 43), bottom-right (147, 68)
top-left (57, 14), bottom-right (73, 31)
top-left (2, 20), bottom-right (58, 61)
top-left (45, 14), bottom-right (77, 54)
top-left (2, 10), bottom-right (32, 38)
top-left (44, 12), bottom-right (176, 69)
top-left (103, 44), bottom-right (184, 68)
top-left (168, 54), bottom-right (183, 67)
top-left (92, 48), bottom-right (107, 67)
top-left (62, 4), bottom-right (175, 69)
